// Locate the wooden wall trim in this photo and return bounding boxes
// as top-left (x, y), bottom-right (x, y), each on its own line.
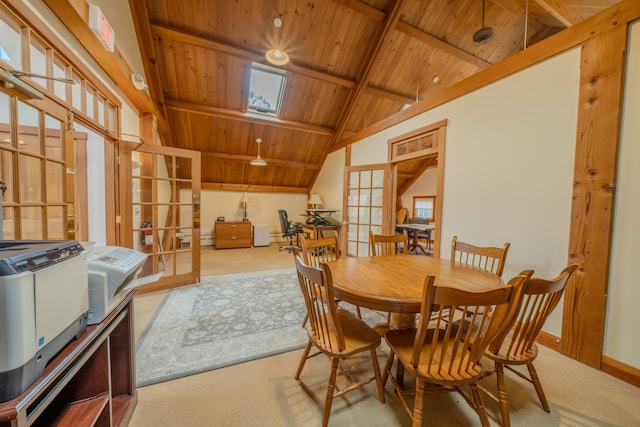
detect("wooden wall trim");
top-left (561, 24), bottom-right (628, 369)
top-left (601, 356), bottom-right (640, 388)
top-left (538, 332), bottom-right (640, 388)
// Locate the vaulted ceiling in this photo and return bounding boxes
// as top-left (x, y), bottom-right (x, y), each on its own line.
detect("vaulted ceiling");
top-left (127, 0), bottom-right (620, 194)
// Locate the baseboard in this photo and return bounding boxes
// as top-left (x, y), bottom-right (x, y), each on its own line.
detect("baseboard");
top-left (537, 331), bottom-right (640, 388)
top-left (601, 356), bottom-right (640, 388)
top-left (536, 330), bottom-right (561, 351)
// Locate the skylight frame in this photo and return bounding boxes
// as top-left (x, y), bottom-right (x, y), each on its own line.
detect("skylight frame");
top-left (247, 63), bottom-right (286, 116)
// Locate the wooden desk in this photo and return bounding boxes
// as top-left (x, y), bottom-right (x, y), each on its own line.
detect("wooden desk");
top-left (326, 256), bottom-right (503, 325)
top-left (302, 223), bottom-right (340, 239)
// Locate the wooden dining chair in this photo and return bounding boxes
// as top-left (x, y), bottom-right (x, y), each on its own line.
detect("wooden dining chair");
top-left (382, 273), bottom-right (527, 427)
top-left (299, 232), bottom-right (361, 323)
top-left (369, 230), bottom-right (408, 256)
top-left (451, 235), bottom-right (511, 276)
top-left (482, 264), bottom-right (579, 427)
top-left (299, 231), bottom-right (341, 267)
top-left (292, 251), bottom-right (385, 427)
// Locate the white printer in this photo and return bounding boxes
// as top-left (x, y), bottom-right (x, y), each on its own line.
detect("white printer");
top-left (85, 246), bottom-right (160, 325)
top-left (0, 240), bottom-right (88, 402)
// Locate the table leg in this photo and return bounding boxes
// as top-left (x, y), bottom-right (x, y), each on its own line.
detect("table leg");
top-left (408, 230), bottom-right (428, 255)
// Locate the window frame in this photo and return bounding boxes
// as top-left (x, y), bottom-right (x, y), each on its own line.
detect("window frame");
top-left (247, 63), bottom-right (286, 116)
top-left (412, 195), bottom-right (435, 221)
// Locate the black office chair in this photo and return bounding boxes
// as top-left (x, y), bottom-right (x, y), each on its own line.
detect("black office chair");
top-left (278, 209), bottom-right (304, 252)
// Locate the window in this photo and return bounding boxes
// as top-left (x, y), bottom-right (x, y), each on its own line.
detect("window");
top-left (413, 196), bottom-right (435, 221)
top-left (0, 13), bottom-right (21, 68)
top-left (247, 63), bottom-right (285, 114)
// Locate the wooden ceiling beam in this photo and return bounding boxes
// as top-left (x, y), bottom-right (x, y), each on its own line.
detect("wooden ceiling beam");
top-left (331, 0), bottom-right (406, 144)
top-left (165, 99), bottom-right (335, 136)
top-left (42, 0), bottom-right (167, 130)
top-left (128, 0), bottom-right (167, 118)
top-left (152, 23), bottom-right (425, 109)
top-left (201, 151), bottom-right (320, 170)
top-left (366, 86), bottom-right (415, 104)
top-left (533, 0), bottom-right (583, 27)
top-left (330, 0), bottom-right (386, 22)
top-left (201, 181), bottom-right (309, 194)
top-left (395, 21), bottom-right (491, 69)
top-left (151, 23), bottom-right (356, 89)
top-left (491, 0), bottom-right (549, 29)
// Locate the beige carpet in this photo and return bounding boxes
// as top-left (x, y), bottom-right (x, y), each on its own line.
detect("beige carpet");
top-left (130, 245), bottom-right (640, 426)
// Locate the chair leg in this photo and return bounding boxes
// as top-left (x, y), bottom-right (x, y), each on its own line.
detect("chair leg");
top-left (355, 305), bottom-right (362, 319)
top-left (382, 351), bottom-right (395, 387)
top-left (527, 362), bottom-right (550, 412)
top-left (295, 340), bottom-right (313, 380)
top-left (301, 313), bottom-right (308, 327)
top-left (322, 357), bottom-right (339, 427)
top-left (369, 349), bottom-right (385, 403)
top-left (495, 362), bottom-right (511, 427)
top-left (470, 382), bottom-right (491, 427)
top-left (411, 377), bottom-right (425, 427)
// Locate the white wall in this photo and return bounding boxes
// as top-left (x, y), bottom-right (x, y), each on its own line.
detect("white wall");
top-left (184, 189), bottom-right (308, 241)
top-left (317, 49), bottom-right (581, 338)
top-left (605, 22), bottom-right (640, 368)
top-left (400, 167), bottom-right (438, 215)
top-left (310, 149), bottom-right (346, 222)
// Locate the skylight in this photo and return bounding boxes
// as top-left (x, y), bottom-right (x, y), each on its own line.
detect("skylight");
top-left (248, 63), bottom-right (286, 115)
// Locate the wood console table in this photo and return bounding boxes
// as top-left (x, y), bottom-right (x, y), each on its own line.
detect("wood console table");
top-left (0, 291), bottom-right (137, 427)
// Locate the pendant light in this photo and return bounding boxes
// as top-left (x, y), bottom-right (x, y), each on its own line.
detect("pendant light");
top-left (250, 138), bottom-right (267, 166)
top-left (473, 0), bottom-right (494, 43)
top-left (266, 17), bottom-right (289, 66)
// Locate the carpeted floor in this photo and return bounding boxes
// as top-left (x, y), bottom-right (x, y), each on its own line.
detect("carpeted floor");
top-left (130, 245), bottom-right (640, 426)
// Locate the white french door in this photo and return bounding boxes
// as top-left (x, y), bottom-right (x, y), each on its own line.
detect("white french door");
top-left (343, 164), bottom-right (393, 257)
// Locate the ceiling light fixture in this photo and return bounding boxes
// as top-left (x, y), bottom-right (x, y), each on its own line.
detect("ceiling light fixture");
top-left (473, 0), bottom-right (494, 43)
top-left (250, 138), bottom-right (267, 166)
top-left (266, 16), bottom-right (289, 66)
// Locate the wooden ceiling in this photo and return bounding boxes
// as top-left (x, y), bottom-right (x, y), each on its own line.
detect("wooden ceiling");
top-left (130, 0), bottom-right (620, 194)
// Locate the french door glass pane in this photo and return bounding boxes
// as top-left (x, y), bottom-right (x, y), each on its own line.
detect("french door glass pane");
top-left (18, 102), bottom-right (41, 155)
top-left (45, 115), bottom-right (63, 159)
top-left (2, 207), bottom-right (15, 239)
top-left (372, 170), bottom-right (384, 187)
top-left (47, 206), bottom-right (64, 239)
top-left (21, 207), bottom-right (43, 239)
top-left (20, 156), bottom-right (42, 202)
top-left (46, 161), bottom-right (64, 202)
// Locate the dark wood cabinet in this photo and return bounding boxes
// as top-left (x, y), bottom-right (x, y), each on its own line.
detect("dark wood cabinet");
top-left (0, 291), bottom-right (137, 427)
top-left (215, 221), bottom-right (251, 249)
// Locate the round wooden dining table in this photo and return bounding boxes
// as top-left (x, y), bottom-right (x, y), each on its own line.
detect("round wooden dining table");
top-left (326, 255), bottom-right (504, 327)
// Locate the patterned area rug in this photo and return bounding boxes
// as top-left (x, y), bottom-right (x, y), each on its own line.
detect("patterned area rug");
top-left (136, 268), bottom-right (387, 387)
top-left (135, 268), bottom-right (307, 387)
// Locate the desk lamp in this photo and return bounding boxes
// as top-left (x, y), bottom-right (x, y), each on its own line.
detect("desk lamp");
top-left (308, 193), bottom-right (323, 209)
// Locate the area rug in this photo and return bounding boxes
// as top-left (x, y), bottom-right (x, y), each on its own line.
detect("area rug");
top-left (135, 268), bottom-right (387, 387)
top-left (135, 268), bottom-right (306, 387)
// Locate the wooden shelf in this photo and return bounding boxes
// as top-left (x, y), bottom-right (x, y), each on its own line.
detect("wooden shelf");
top-left (46, 393), bottom-right (109, 427)
top-left (0, 291), bottom-right (137, 427)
